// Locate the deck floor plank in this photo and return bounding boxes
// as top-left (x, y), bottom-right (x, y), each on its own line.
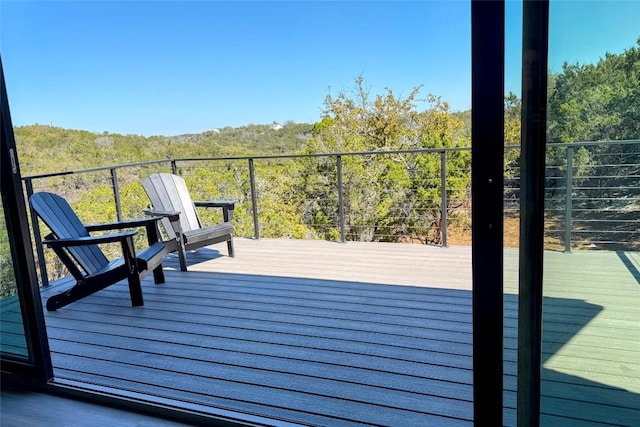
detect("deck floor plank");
top-left (28, 239), bottom-right (640, 426)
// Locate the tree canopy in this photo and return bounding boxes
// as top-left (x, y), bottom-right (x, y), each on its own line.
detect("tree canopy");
top-left (300, 76), bottom-right (470, 243)
top-left (547, 39), bottom-right (640, 143)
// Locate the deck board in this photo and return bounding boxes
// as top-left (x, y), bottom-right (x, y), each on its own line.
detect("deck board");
top-left (0, 295), bottom-right (28, 356)
top-left (28, 239), bottom-right (640, 426)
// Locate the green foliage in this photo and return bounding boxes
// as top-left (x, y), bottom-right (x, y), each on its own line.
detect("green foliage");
top-left (15, 122), bottom-right (313, 178)
top-left (253, 161), bottom-right (317, 239)
top-left (544, 41), bottom-right (640, 249)
top-left (546, 41), bottom-right (640, 183)
top-left (301, 77), bottom-right (470, 243)
top-left (548, 40), bottom-right (640, 143)
top-left (545, 39), bottom-right (639, 193)
top-left (504, 92), bottom-right (522, 178)
top-left (0, 217), bottom-right (18, 298)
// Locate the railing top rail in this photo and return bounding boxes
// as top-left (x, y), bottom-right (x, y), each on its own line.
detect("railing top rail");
top-left (547, 139), bottom-right (640, 149)
top-left (21, 139), bottom-right (640, 181)
top-left (172, 145), bottom-right (472, 164)
top-left (23, 159), bottom-right (173, 180)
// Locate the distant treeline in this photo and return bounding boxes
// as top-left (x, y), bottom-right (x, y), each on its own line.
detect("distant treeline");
top-left (15, 122), bottom-right (314, 176)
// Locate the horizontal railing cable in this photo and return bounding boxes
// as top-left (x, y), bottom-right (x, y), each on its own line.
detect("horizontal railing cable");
top-left (21, 139), bottom-right (640, 285)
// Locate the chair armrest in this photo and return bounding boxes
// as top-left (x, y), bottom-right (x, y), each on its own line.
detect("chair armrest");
top-left (86, 217), bottom-right (163, 232)
top-left (143, 208), bottom-right (184, 244)
top-left (142, 208), bottom-right (181, 222)
top-left (43, 230), bottom-right (138, 248)
top-left (193, 200), bottom-right (235, 222)
top-left (193, 200), bottom-right (235, 209)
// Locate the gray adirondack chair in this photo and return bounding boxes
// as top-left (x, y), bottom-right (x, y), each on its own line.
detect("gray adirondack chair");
top-left (142, 173), bottom-right (234, 271)
top-left (29, 192), bottom-right (167, 311)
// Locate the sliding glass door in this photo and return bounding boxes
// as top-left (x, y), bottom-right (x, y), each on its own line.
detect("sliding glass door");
top-left (0, 59), bottom-right (52, 379)
top-left (0, 197), bottom-right (29, 358)
top-left (539, 2), bottom-right (640, 425)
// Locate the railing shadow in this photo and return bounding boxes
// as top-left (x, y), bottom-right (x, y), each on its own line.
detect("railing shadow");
top-left (617, 251), bottom-right (640, 284)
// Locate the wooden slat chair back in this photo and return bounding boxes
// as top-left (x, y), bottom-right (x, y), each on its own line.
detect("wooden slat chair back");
top-left (142, 173), bottom-right (234, 271)
top-left (30, 192), bottom-right (167, 311)
top-left (143, 173), bottom-right (203, 240)
top-left (30, 192), bottom-right (109, 276)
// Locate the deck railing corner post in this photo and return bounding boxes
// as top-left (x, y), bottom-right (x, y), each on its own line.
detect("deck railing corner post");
top-left (337, 155), bottom-right (346, 243)
top-left (248, 158), bottom-right (260, 240)
top-left (110, 167), bottom-right (123, 222)
top-left (564, 146), bottom-right (573, 253)
top-left (440, 151), bottom-right (448, 247)
top-left (24, 178), bottom-right (49, 287)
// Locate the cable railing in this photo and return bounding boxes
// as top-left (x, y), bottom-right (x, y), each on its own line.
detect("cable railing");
top-left (22, 140), bottom-right (639, 285)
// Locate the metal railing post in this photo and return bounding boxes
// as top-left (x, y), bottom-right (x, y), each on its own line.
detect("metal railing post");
top-left (337, 155), bottom-right (346, 243)
top-left (440, 151), bottom-right (448, 247)
top-left (564, 147), bottom-right (573, 253)
top-left (171, 159), bottom-right (178, 175)
top-left (110, 168), bottom-right (123, 221)
top-left (248, 158), bottom-right (260, 239)
top-left (25, 178), bottom-right (49, 286)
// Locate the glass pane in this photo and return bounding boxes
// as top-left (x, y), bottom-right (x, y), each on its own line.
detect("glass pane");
top-left (0, 195), bottom-right (29, 358)
top-left (504, 1), bottom-right (522, 424)
top-left (3, 1), bottom-right (475, 424)
top-left (543, 1), bottom-right (640, 425)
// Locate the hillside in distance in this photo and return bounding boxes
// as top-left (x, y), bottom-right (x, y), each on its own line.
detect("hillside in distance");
top-left (14, 122), bottom-right (313, 177)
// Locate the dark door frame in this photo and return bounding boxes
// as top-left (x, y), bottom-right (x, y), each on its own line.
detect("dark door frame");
top-left (0, 57), bottom-right (53, 381)
top-left (471, 1), bottom-right (550, 425)
top-left (471, 1), bottom-right (505, 425)
top-left (517, 1), bottom-right (549, 426)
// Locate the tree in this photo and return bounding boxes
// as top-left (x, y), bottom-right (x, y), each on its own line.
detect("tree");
top-left (545, 39), bottom-right (640, 250)
top-left (0, 217), bottom-right (17, 298)
top-left (300, 77), bottom-right (470, 244)
top-left (504, 92), bottom-right (521, 172)
top-left (548, 39), bottom-right (640, 143)
top-left (546, 40), bottom-right (640, 182)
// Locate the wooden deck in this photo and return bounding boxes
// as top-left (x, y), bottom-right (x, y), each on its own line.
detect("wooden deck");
top-left (15, 239), bottom-right (640, 425)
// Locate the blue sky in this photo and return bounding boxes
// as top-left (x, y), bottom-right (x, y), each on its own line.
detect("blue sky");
top-left (1, 1), bottom-right (638, 137)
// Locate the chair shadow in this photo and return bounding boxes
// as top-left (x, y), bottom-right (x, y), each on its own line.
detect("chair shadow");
top-left (162, 247), bottom-right (226, 269)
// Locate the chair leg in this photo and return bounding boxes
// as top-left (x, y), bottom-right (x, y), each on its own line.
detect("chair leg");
top-left (178, 245), bottom-right (188, 271)
top-left (227, 238), bottom-right (235, 258)
top-left (46, 289), bottom-right (77, 311)
top-left (152, 265), bottom-right (165, 284)
top-left (122, 236), bottom-right (144, 306)
top-left (45, 282), bottom-right (99, 311)
top-left (127, 273), bottom-right (144, 306)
